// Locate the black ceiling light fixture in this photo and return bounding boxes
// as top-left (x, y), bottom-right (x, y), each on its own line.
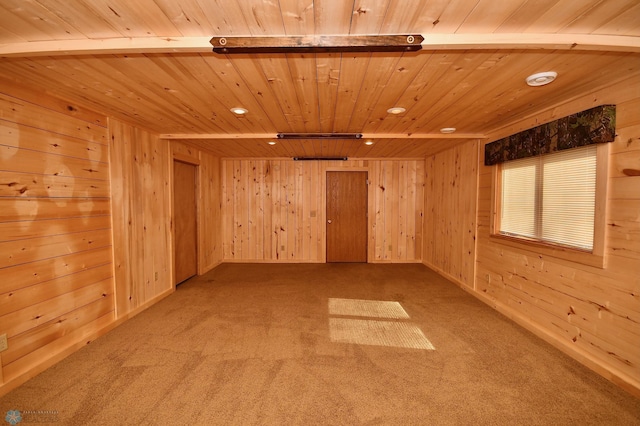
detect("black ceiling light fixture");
top-left (210, 35), bottom-right (424, 54)
top-left (293, 157), bottom-right (348, 161)
top-left (277, 133), bottom-right (363, 139)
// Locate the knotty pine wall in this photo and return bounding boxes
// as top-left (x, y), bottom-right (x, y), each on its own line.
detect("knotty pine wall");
top-left (0, 89), bottom-right (114, 390)
top-left (0, 90), bottom-right (222, 397)
top-left (423, 141), bottom-right (478, 288)
top-left (109, 119), bottom-right (174, 317)
top-left (109, 124), bottom-right (224, 317)
top-left (222, 159), bottom-right (424, 262)
top-left (477, 78), bottom-right (637, 396)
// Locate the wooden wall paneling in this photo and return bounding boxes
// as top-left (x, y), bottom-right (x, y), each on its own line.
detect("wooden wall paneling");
top-left (279, 160), bottom-right (290, 260)
top-left (371, 161), bottom-right (384, 261)
top-left (313, 0), bottom-right (353, 34)
top-left (130, 124), bottom-right (146, 305)
top-left (362, 51), bottom-right (433, 135)
top-left (221, 159), bottom-right (425, 263)
top-left (0, 89), bottom-right (115, 394)
top-left (289, 161), bottom-right (300, 260)
top-left (423, 140), bottom-right (478, 288)
top-left (224, 56), bottom-right (293, 133)
top-left (0, 247), bottom-right (112, 295)
top-left (258, 57), bottom-right (306, 131)
top-left (233, 159), bottom-right (242, 260)
top-left (278, 0), bottom-right (315, 34)
top-left (474, 83), bottom-right (640, 396)
top-left (0, 1), bottom-right (86, 40)
top-left (0, 121), bottom-right (108, 162)
top-left (383, 161), bottom-right (394, 261)
top-left (401, 161), bottom-right (414, 260)
top-left (0, 93), bottom-right (107, 143)
top-left (0, 263), bottom-right (113, 318)
top-left (109, 119), bottom-right (172, 317)
top-left (347, 54), bottom-right (403, 133)
top-left (289, 54), bottom-right (321, 133)
top-left (415, 160), bottom-right (425, 261)
top-left (139, 127), bottom-right (172, 295)
top-left (192, 0), bottom-right (248, 35)
top-left (0, 229), bottom-right (112, 269)
top-left (272, 160), bottom-right (283, 260)
top-left (391, 161), bottom-right (401, 260)
top-left (332, 54), bottom-right (371, 132)
top-left (170, 55), bottom-right (271, 134)
top-left (230, 160), bottom-right (241, 259)
top-left (456, 0), bottom-right (524, 33)
top-left (197, 151), bottom-right (222, 273)
top-left (108, 118), bottom-right (134, 316)
top-left (1, 292), bottom-right (113, 368)
top-left (44, 55), bottom-right (218, 135)
top-left (221, 160), bottom-right (232, 259)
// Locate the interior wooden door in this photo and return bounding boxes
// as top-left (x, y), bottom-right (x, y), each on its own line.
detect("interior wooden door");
top-left (326, 171), bottom-right (368, 262)
top-left (174, 160), bottom-right (198, 284)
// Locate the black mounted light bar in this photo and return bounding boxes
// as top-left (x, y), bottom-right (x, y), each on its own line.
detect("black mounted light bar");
top-left (210, 35), bottom-right (424, 54)
top-left (277, 133), bottom-right (363, 139)
top-left (293, 157), bottom-right (348, 161)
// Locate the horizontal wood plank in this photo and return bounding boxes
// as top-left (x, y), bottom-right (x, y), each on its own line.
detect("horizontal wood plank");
top-left (0, 145), bottom-right (109, 180)
top-left (0, 229), bottom-right (112, 269)
top-left (0, 171), bottom-right (110, 198)
top-left (0, 198), bottom-right (111, 222)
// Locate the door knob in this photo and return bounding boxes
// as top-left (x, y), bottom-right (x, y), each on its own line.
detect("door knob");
top-left (327, 219), bottom-right (332, 224)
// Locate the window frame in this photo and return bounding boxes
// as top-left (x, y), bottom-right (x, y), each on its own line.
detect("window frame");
top-left (490, 143), bottom-right (608, 268)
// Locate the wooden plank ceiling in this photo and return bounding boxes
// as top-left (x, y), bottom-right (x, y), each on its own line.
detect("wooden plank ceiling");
top-left (0, 0), bottom-right (638, 158)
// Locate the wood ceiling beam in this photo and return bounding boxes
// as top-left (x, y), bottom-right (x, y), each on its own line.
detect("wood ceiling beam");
top-left (421, 33), bottom-right (640, 53)
top-left (160, 133), bottom-right (487, 140)
top-left (0, 34), bottom-right (639, 57)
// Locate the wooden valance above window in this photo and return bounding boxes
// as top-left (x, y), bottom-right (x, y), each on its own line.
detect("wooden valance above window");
top-left (484, 105), bottom-right (616, 166)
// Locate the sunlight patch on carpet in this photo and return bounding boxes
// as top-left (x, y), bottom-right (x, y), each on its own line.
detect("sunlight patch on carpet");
top-left (328, 298), bottom-right (410, 319)
top-left (329, 318), bottom-right (435, 350)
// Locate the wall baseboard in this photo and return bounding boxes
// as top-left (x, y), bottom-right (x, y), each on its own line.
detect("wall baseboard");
top-left (422, 261), bottom-right (640, 399)
top-left (0, 288), bottom-right (175, 398)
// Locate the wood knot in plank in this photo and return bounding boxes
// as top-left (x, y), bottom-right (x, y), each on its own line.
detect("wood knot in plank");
top-left (622, 169), bottom-right (640, 176)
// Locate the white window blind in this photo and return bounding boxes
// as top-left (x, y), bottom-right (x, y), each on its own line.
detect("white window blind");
top-left (500, 145), bottom-right (596, 251)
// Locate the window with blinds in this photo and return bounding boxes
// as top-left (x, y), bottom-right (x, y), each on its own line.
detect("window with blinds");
top-left (500, 145), bottom-right (596, 251)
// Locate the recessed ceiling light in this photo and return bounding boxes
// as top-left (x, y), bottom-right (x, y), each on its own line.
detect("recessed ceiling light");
top-left (230, 107), bottom-right (248, 115)
top-left (364, 140), bottom-right (374, 145)
top-left (268, 141), bottom-right (277, 145)
top-left (387, 107), bottom-right (406, 114)
top-left (526, 71), bottom-right (557, 87)
top-left (440, 127), bottom-right (456, 134)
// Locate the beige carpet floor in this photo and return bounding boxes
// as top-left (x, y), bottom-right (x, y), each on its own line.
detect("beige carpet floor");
top-left (1, 263), bottom-right (639, 425)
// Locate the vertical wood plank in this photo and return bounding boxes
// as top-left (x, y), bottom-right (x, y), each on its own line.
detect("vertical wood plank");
top-left (220, 159), bottom-right (425, 263)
